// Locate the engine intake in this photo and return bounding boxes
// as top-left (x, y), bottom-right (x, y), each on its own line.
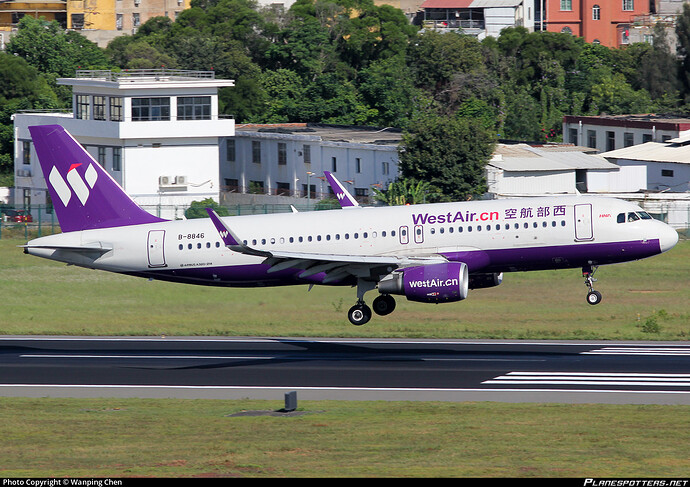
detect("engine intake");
top-left (378, 262), bottom-right (469, 303)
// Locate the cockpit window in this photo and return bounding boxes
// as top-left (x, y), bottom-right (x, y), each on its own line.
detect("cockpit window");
top-left (638, 211), bottom-right (653, 220)
top-left (628, 212), bottom-right (640, 222)
top-left (617, 213), bottom-right (625, 223)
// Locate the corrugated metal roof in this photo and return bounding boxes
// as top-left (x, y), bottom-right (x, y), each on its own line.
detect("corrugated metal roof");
top-left (470, 0), bottom-right (523, 7)
top-left (420, 0), bottom-right (521, 7)
top-left (602, 141), bottom-right (690, 164)
top-left (490, 144), bottom-right (619, 172)
top-left (419, 0), bottom-right (472, 8)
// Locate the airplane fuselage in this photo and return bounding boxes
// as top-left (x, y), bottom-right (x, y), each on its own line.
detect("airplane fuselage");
top-left (27, 195), bottom-right (677, 289)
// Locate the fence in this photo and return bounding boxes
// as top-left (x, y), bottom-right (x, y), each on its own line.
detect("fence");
top-left (0, 201), bottom-right (345, 240)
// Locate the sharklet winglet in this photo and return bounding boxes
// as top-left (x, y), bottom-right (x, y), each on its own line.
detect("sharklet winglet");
top-left (324, 171), bottom-right (360, 208)
top-left (205, 208), bottom-right (271, 258)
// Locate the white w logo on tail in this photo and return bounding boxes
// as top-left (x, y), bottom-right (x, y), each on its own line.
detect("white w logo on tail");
top-left (49, 163), bottom-right (98, 207)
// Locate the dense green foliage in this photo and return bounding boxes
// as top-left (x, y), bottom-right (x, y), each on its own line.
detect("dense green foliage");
top-left (5, 0), bottom-right (690, 200)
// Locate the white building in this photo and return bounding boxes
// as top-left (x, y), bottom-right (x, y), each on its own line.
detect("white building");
top-left (220, 124), bottom-right (401, 207)
top-left (13, 69), bottom-right (235, 220)
top-left (563, 114), bottom-right (690, 153)
top-left (420, 0), bottom-right (535, 38)
top-left (487, 143), bottom-right (621, 196)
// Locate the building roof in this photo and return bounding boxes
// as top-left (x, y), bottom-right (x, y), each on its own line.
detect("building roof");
top-left (563, 114), bottom-right (690, 131)
top-left (490, 143), bottom-right (619, 172)
top-left (420, 0), bottom-right (521, 7)
top-left (236, 123), bottom-right (403, 145)
top-left (602, 141), bottom-right (690, 165)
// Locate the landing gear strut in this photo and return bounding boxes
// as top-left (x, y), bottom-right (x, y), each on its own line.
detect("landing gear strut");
top-left (347, 278), bottom-right (377, 326)
top-left (582, 265), bottom-right (602, 305)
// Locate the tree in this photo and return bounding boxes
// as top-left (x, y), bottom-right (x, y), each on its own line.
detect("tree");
top-left (398, 112), bottom-right (496, 202)
top-left (372, 178), bottom-right (432, 205)
top-left (184, 198), bottom-right (229, 219)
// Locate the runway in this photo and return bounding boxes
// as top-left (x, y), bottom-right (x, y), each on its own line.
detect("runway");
top-left (1, 336), bottom-right (690, 404)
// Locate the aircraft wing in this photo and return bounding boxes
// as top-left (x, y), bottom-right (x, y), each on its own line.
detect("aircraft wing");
top-left (206, 209), bottom-right (445, 282)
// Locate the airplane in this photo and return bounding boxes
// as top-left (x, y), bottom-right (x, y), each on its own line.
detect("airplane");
top-left (23, 124), bottom-right (679, 326)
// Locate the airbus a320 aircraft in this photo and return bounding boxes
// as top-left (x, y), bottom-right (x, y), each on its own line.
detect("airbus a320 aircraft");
top-left (24, 125), bottom-right (678, 325)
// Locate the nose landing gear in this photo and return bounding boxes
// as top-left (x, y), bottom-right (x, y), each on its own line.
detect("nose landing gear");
top-left (583, 265), bottom-right (602, 305)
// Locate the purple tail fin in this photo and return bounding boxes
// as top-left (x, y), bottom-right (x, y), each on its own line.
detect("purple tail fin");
top-left (29, 124), bottom-right (166, 232)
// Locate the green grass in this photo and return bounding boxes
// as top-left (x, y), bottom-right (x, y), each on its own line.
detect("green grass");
top-left (1, 235), bottom-right (690, 478)
top-left (1, 236), bottom-right (688, 339)
top-left (1, 398), bottom-right (689, 478)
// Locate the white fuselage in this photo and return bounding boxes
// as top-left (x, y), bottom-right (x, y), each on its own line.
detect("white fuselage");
top-left (26, 195), bottom-right (678, 290)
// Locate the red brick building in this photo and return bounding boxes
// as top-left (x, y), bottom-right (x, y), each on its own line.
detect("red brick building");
top-left (545, 0), bottom-right (651, 47)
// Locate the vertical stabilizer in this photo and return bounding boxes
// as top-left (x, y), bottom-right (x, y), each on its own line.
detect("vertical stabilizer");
top-left (29, 124), bottom-right (166, 232)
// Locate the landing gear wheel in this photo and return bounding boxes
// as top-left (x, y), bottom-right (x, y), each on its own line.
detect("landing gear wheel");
top-left (372, 294), bottom-right (396, 316)
top-left (348, 303), bottom-right (372, 326)
top-left (586, 290), bottom-right (602, 305)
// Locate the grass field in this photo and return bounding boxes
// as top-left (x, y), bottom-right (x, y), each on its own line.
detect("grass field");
top-left (1, 235), bottom-right (689, 478)
top-left (1, 236), bottom-right (688, 339)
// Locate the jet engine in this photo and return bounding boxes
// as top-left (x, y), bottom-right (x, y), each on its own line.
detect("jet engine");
top-left (378, 262), bottom-right (469, 303)
top-left (468, 272), bottom-right (503, 289)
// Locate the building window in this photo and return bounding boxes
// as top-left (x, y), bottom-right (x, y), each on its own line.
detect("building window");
top-left (98, 147), bottom-right (107, 167)
top-left (661, 169), bottom-right (674, 177)
top-left (252, 141), bottom-right (261, 164)
top-left (356, 158), bottom-right (361, 173)
top-left (331, 156), bottom-right (337, 172)
top-left (276, 182), bottom-right (290, 196)
top-left (93, 96), bottom-right (106, 121)
top-left (110, 97), bottom-right (123, 121)
top-left (116, 14), bottom-right (123, 30)
top-left (643, 133), bottom-right (653, 143)
top-left (177, 96), bottom-right (211, 120)
top-left (624, 132), bottom-right (634, 147)
top-left (606, 131), bottom-right (615, 151)
top-left (133, 13), bottom-right (140, 27)
top-left (22, 141), bottom-right (30, 165)
top-left (113, 147), bottom-right (121, 171)
top-left (132, 97), bottom-right (170, 121)
top-left (76, 94), bottom-right (90, 120)
top-left (303, 145), bottom-right (311, 164)
top-left (569, 128), bottom-right (578, 145)
top-left (560, 0), bottom-right (572, 11)
top-left (592, 5), bottom-right (600, 20)
top-left (382, 161), bottom-right (390, 175)
top-left (71, 13), bottom-right (84, 29)
top-left (278, 142), bottom-right (287, 165)
top-left (561, 26), bottom-right (572, 35)
top-left (587, 130), bottom-right (597, 149)
top-left (226, 139), bottom-right (235, 162)
top-left (622, 0), bottom-right (633, 11)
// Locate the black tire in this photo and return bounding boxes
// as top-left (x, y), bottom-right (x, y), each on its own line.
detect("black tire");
top-left (586, 290), bottom-right (602, 305)
top-left (372, 295), bottom-right (396, 316)
top-left (348, 304), bottom-right (372, 326)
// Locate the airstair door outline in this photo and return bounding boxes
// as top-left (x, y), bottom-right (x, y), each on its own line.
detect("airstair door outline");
top-left (399, 226), bottom-right (409, 245)
top-left (574, 204), bottom-right (594, 241)
top-left (147, 230), bottom-right (167, 267)
top-left (414, 224), bottom-right (424, 244)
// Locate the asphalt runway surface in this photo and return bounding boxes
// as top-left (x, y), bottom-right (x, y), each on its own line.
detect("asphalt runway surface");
top-left (1, 336), bottom-right (690, 404)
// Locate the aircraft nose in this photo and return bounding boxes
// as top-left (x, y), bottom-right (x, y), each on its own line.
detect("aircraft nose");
top-left (659, 223), bottom-right (679, 253)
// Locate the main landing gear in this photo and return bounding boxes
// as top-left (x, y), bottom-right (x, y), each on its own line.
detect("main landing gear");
top-left (582, 265), bottom-right (602, 305)
top-left (347, 279), bottom-right (397, 326)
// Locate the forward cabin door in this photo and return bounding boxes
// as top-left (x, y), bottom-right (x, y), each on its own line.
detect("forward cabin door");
top-left (147, 230), bottom-right (167, 267)
top-left (574, 204), bottom-right (594, 241)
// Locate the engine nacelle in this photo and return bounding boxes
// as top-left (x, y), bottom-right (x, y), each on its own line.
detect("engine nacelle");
top-left (378, 262), bottom-right (469, 303)
top-left (468, 272), bottom-right (503, 289)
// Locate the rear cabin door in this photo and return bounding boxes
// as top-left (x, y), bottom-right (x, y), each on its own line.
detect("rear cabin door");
top-left (574, 204), bottom-right (594, 241)
top-left (147, 230), bottom-right (167, 267)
